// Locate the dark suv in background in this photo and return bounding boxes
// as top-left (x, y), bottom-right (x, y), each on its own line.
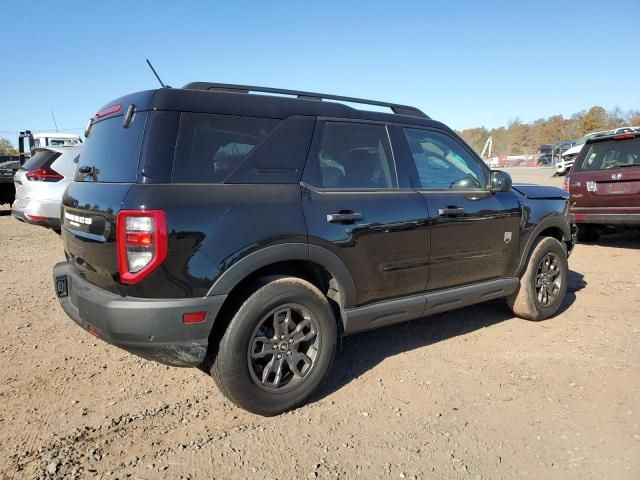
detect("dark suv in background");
top-left (53, 83), bottom-right (575, 415)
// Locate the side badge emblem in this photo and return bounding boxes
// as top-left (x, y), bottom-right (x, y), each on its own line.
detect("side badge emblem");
top-left (504, 232), bottom-right (512, 244)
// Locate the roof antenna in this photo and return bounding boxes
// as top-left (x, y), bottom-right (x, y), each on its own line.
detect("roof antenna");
top-left (51, 110), bottom-right (59, 132)
top-left (146, 59), bottom-right (170, 88)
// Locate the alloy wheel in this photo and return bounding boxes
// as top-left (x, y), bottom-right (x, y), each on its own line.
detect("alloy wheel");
top-left (247, 304), bottom-right (321, 392)
top-left (535, 252), bottom-right (562, 306)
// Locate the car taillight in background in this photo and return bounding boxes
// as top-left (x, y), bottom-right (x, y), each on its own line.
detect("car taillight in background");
top-left (26, 167), bottom-right (63, 182)
top-left (563, 176), bottom-right (570, 193)
top-left (116, 210), bottom-right (167, 284)
top-left (614, 133), bottom-right (635, 140)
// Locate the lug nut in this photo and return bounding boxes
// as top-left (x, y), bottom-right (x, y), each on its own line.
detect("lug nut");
top-left (289, 339), bottom-right (293, 343)
top-left (280, 335), bottom-right (285, 340)
top-left (272, 345), bottom-right (277, 350)
top-left (277, 354), bottom-right (282, 359)
top-left (287, 351), bottom-right (292, 356)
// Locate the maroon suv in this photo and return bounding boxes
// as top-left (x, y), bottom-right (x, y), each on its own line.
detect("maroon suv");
top-left (567, 131), bottom-right (640, 241)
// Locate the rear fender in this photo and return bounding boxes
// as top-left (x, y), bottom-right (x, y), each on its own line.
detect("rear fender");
top-left (206, 243), bottom-right (357, 309)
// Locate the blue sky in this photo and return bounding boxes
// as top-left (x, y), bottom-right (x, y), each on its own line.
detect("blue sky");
top-left (1, 0), bottom-right (638, 145)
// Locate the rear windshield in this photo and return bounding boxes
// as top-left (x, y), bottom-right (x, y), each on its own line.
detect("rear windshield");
top-left (171, 113), bottom-right (278, 183)
top-left (21, 150), bottom-right (60, 171)
top-left (578, 138), bottom-right (640, 171)
top-left (77, 112), bottom-right (148, 182)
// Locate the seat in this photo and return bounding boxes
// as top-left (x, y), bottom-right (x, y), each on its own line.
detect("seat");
top-left (340, 149), bottom-right (379, 188)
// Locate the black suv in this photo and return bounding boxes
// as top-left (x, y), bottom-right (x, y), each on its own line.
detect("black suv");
top-left (53, 83), bottom-right (575, 415)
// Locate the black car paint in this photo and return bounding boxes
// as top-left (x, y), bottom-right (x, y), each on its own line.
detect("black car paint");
top-left (57, 85), bottom-right (574, 366)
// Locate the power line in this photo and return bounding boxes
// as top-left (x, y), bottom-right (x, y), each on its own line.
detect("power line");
top-left (0, 128), bottom-right (84, 134)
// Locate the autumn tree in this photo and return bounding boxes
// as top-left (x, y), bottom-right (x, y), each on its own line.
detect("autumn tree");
top-left (458, 127), bottom-right (489, 153)
top-left (578, 106), bottom-right (608, 136)
top-left (457, 106), bottom-right (638, 157)
top-left (0, 138), bottom-right (18, 156)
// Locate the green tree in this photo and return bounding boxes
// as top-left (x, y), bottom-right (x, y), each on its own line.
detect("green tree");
top-left (0, 138), bottom-right (18, 156)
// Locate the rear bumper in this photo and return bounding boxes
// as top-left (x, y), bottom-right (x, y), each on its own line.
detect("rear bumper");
top-left (570, 213), bottom-right (640, 226)
top-left (53, 262), bottom-right (226, 367)
top-left (12, 198), bottom-right (61, 228)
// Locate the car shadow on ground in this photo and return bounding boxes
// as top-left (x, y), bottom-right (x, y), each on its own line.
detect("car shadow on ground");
top-left (581, 229), bottom-right (640, 250)
top-left (316, 269), bottom-right (586, 401)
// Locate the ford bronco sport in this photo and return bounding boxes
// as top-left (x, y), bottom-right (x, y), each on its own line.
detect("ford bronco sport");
top-left (53, 83), bottom-right (575, 415)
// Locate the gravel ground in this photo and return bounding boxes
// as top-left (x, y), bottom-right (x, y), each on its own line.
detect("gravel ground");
top-left (0, 168), bottom-right (638, 479)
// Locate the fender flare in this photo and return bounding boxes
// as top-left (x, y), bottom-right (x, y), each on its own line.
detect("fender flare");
top-left (515, 215), bottom-right (572, 276)
top-left (206, 243), bottom-right (358, 308)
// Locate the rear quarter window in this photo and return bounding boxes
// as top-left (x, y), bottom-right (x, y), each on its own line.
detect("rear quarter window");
top-left (171, 113), bottom-right (278, 183)
top-left (77, 111), bottom-right (148, 183)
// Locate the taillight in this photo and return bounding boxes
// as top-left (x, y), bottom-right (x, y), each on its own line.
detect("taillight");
top-left (563, 176), bottom-right (570, 193)
top-left (614, 133), bottom-right (635, 140)
top-left (116, 210), bottom-right (167, 284)
top-left (26, 167), bottom-right (63, 182)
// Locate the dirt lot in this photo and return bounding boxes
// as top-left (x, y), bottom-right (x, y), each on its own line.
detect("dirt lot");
top-left (1, 167), bottom-right (639, 480)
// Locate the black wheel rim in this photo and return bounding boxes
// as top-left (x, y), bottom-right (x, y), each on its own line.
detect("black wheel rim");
top-left (247, 303), bottom-right (321, 392)
top-left (535, 252), bottom-right (562, 307)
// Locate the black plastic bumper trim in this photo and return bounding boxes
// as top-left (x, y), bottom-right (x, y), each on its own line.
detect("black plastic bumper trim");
top-left (53, 262), bottom-right (226, 367)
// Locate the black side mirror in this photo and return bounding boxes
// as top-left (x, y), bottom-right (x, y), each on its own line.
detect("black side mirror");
top-left (490, 170), bottom-right (512, 192)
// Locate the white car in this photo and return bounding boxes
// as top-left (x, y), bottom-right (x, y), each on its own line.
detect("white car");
top-left (12, 145), bottom-right (82, 231)
top-left (556, 126), bottom-right (640, 175)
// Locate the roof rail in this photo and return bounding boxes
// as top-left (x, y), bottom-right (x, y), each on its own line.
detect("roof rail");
top-left (182, 82), bottom-right (429, 119)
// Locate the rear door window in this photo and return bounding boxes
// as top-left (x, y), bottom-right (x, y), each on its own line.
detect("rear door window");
top-left (171, 113), bottom-right (278, 183)
top-left (77, 112), bottom-right (148, 183)
top-left (578, 138), bottom-right (640, 171)
top-left (305, 122), bottom-right (397, 189)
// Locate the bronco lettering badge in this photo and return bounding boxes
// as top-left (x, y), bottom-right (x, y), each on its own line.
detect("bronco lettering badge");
top-left (504, 232), bottom-right (512, 243)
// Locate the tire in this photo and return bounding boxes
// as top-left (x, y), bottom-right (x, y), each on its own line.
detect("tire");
top-left (507, 237), bottom-right (568, 321)
top-left (577, 224), bottom-right (600, 242)
top-left (211, 276), bottom-right (337, 415)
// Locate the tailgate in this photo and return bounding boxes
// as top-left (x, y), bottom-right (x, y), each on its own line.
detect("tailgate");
top-left (61, 101), bottom-right (148, 293)
top-left (62, 183), bottom-right (133, 293)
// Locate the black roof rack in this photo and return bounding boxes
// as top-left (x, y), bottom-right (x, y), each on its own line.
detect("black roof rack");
top-left (183, 82), bottom-right (429, 119)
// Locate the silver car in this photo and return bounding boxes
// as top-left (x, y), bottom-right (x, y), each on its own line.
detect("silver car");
top-left (12, 146), bottom-right (82, 231)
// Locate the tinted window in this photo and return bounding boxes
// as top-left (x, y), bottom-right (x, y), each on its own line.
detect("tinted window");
top-left (307, 122), bottom-right (396, 189)
top-left (172, 113), bottom-right (278, 183)
top-left (403, 129), bottom-right (486, 190)
top-left (77, 112), bottom-right (148, 183)
top-left (21, 150), bottom-right (60, 171)
top-left (578, 138), bottom-right (640, 171)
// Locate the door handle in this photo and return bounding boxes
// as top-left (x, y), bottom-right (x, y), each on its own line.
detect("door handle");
top-left (438, 207), bottom-right (465, 217)
top-left (326, 212), bottom-right (363, 223)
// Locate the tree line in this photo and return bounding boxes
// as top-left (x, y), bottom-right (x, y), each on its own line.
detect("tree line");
top-left (2, 105), bottom-right (639, 158)
top-left (457, 106), bottom-right (640, 157)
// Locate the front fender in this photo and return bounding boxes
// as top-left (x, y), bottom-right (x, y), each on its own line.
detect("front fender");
top-left (515, 207), bottom-right (573, 276)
